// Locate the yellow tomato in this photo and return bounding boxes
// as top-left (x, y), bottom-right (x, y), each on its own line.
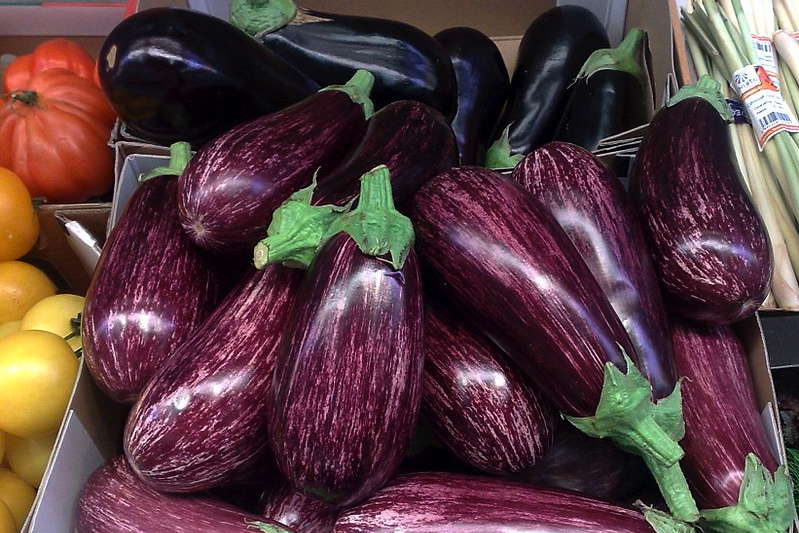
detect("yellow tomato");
top-left (0, 167), bottom-right (39, 262)
top-left (0, 467), bottom-right (35, 530)
top-left (0, 500), bottom-right (14, 533)
top-left (0, 431), bottom-right (4, 465)
top-left (4, 433), bottom-right (55, 490)
top-left (20, 293), bottom-right (84, 352)
top-left (0, 322), bottom-right (20, 340)
top-left (0, 330), bottom-right (78, 437)
top-left (0, 261), bottom-right (56, 324)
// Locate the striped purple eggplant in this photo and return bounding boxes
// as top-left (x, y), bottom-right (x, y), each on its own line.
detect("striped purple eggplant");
top-left (268, 230), bottom-right (424, 507)
top-left (627, 75), bottom-right (772, 324)
top-left (82, 174), bottom-right (221, 405)
top-left (259, 478), bottom-right (341, 533)
top-left (312, 99), bottom-right (459, 211)
top-left (123, 263), bottom-right (301, 493)
top-left (410, 165), bottom-right (637, 419)
top-left (334, 471), bottom-right (665, 532)
top-left (670, 317), bottom-right (793, 533)
top-left (510, 418), bottom-right (651, 502)
top-left (512, 141), bottom-right (677, 400)
top-left (177, 70), bottom-right (373, 256)
top-left (421, 293), bottom-right (557, 474)
top-left (75, 455), bottom-right (295, 533)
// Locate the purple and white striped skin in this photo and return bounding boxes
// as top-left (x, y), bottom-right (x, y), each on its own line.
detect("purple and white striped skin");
top-left (512, 141), bottom-right (677, 400)
top-left (75, 455), bottom-right (296, 533)
top-left (410, 166), bottom-right (637, 418)
top-left (268, 233), bottom-right (425, 507)
top-left (178, 84), bottom-right (369, 256)
top-left (421, 294), bottom-right (557, 475)
top-left (333, 471), bottom-right (660, 532)
top-left (259, 478), bottom-right (341, 533)
top-left (627, 94), bottom-right (772, 325)
top-left (123, 264), bottom-right (302, 493)
top-left (511, 418), bottom-right (650, 502)
top-left (670, 318), bottom-right (779, 510)
top-left (312, 100), bottom-right (459, 210)
top-left (82, 175), bottom-right (221, 405)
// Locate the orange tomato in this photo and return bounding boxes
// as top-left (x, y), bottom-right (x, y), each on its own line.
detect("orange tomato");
top-left (0, 168), bottom-right (39, 262)
top-left (0, 261), bottom-right (56, 324)
top-left (2, 38), bottom-right (99, 92)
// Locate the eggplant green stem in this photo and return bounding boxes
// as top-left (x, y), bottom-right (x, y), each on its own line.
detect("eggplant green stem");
top-left (668, 74), bottom-right (733, 120)
top-left (245, 520), bottom-right (294, 532)
top-left (253, 175), bottom-right (350, 269)
top-left (575, 27), bottom-right (646, 84)
top-left (566, 353), bottom-right (699, 522)
top-left (483, 125), bottom-right (524, 170)
top-left (640, 504), bottom-right (699, 533)
top-left (698, 454), bottom-right (794, 533)
top-left (323, 165), bottom-right (414, 270)
top-left (320, 69), bottom-right (376, 120)
top-left (229, 0), bottom-right (297, 37)
top-left (138, 142), bottom-right (193, 182)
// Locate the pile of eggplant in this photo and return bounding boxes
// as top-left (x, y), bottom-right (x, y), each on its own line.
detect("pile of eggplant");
top-left (77, 3), bottom-right (796, 533)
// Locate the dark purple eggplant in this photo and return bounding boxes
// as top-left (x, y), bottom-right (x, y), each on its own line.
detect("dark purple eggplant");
top-left (511, 141), bottom-right (677, 400)
top-left (230, 0), bottom-right (457, 119)
top-left (670, 317), bottom-right (793, 533)
top-left (433, 26), bottom-right (510, 166)
top-left (259, 478), bottom-right (340, 533)
top-left (75, 455), bottom-right (295, 533)
top-left (490, 5), bottom-right (610, 157)
top-left (421, 293), bottom-right (557, 475)
top-left (82, 171), bottom-right (221, 405)
top-left (177, 70), bottom-right (373, 256)
top-left (268, 167), bottom-right (424, 507)
top-left (334, 471), bottom-right (670, 532)
top-left (552, 28), bottom-right (651, 159)
top-left (97, 7), bottom-right (320, 147)
top-left (410, 165), bottom-right (699, 522)
top-left (123, 263), bottom-right (301, 493)
top-left (252, 100), bottom-right (458, 269)
top-left (510, 418), bottom-right (651, 503)
top-left (628, 75), bottom-right (772, 324)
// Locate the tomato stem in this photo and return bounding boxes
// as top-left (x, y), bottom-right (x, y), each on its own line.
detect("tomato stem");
top-left (10, 90), bottom-right (40, 107)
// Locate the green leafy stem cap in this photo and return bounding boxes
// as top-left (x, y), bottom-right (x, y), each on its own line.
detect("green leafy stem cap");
top-left (138, 141), bottom-right (193, 183)
top-left (575, 27), bottom-right (647, 84)
top-left (229, 0), bottom-right (297, 37)
top-left (320, 69), bottom-right (376, 120)
top-left (667, 74), bottom-right (733, 122)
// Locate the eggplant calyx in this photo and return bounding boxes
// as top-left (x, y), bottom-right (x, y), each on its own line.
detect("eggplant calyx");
top-left (229, 0), bottom-right (296, 37)
top-left (698, 454), bottom-right (794, 533)
top-left (319, 69), bottom-right (376, 120)
top-left (667, 74), bottom-right (733, 122)
top-left (324, 164), bottom-right (415, 270)
top-left (639, 503), bottom-right (698, 533)
top-left (138, 142), bottom-right (193, 182)
top-left (253, 174), bottom-right (350, 269)
top-left (484, 125), bottom-right (524, 170)
top-left (575, 27), bottom-right (646, 83)
top-left (245, 519), bottom-right (294, 532)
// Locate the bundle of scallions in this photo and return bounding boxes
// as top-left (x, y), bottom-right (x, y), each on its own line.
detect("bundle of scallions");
top-left (681, 0), bottom-right (799, 310)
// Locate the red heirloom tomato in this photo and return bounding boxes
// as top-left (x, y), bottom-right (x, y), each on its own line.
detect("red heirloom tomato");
top-left (0, 68), bottom-right (116, 203)
top-left (2, 38), bottom-right (99, 92)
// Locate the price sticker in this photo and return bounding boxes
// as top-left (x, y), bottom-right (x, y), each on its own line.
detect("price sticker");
top-left (732, 64), bottom-right (799, 149)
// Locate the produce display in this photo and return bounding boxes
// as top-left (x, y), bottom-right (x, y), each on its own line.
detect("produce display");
top-left (1, 2), bottom-right (799, 533)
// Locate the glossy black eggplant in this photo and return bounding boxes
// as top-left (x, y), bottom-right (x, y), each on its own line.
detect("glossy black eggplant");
top-left (177, 71), bottom-right (373, 256)
top-left (434, 26), bottom-right (510, 166)
top-left (490, 5), bottom-right (610, 157)
top-left (334, 471), bottom-right (665, 532)
top-left (123, 264), bottom-right (302, 493)
top-left (552, 27), bottom-right (651, 155)
top-left (75, 455), bottom-right (295, 533)
top-left (230, 0), bottom-right (457, 119)
top-left (510, 418), bottom-right (651, 503)
top-left (259, 478), bottom-right (341, 533)
top-left (82, 174), bottom-right (221, 405)
top-left (628, 76), bottom-right (772, 324)
top-left (97, 7), bottom-right (320, 147)
top-left (670, 318), bottom-right (793, 533)
top-left (512, 141), bottom-right (677, 400)
top-left (421, 293), bottom-right (557, 475)
top-left (268, 231), bottom-right (424, 507)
